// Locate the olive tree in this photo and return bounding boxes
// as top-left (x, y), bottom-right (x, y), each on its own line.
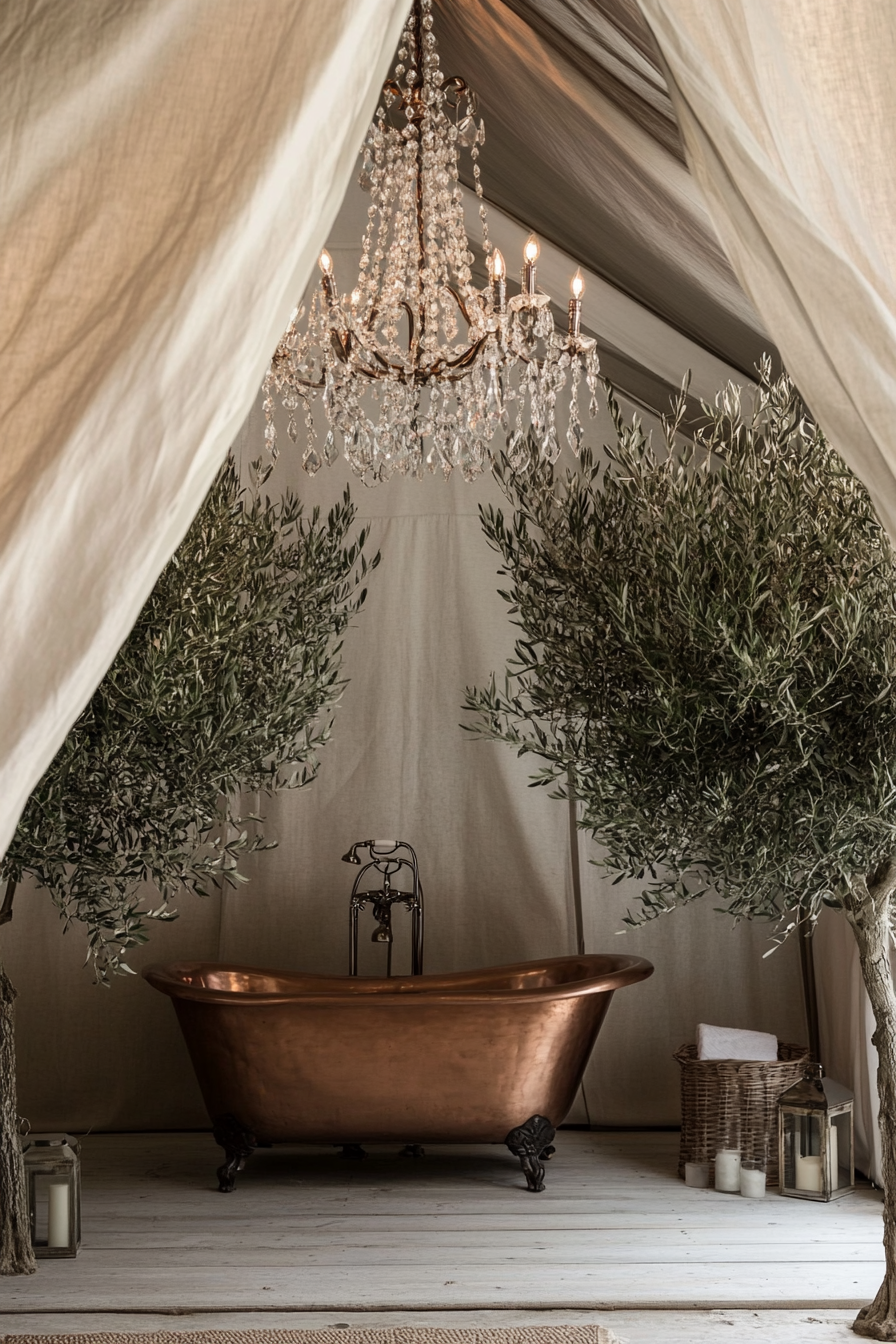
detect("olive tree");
top-left (465, 363), bottom-right (896, 1340)
top-left (0, 458), bottom-right (376, 1275)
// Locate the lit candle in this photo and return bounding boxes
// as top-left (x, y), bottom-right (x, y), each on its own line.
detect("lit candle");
top-left (523, 233), bottom-right (539, 297)
top-left (568, 268), bottom-right (584, 338)
top-left (489, 248), bottom-right (506, 314)
top-left (318, 249), bottom-right (337, 307)
top-left (714, 1148), bottom-right (741, 1192)
top-left (48, 1181), bottom-right (70, 1248)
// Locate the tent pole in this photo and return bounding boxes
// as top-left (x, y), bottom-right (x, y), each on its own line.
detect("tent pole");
top-left (567, 775), bottom-right (585, 957)
top-left (798, 921), bottom-right (821, 1063)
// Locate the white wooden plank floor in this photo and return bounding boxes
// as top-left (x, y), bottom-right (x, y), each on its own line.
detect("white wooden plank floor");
top-left (0, 1130), bottom-right (883, 1342)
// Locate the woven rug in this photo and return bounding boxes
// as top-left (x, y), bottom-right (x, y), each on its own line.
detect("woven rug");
top-left (1, 1328), bottom-right (621, 1344)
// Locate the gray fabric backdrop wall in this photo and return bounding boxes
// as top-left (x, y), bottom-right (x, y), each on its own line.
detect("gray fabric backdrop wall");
top-left (4, 386), bottom-right (806, 1135)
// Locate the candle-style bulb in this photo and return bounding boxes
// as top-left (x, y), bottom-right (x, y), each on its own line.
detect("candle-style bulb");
top-left (524, 234), bottom-right (540, 264)
top-left (319, 249), bottom-right (333, 276)
top-left (571, 269), bottom-right (585, 300)
top-left (489, 248), bottom-right (505, 281)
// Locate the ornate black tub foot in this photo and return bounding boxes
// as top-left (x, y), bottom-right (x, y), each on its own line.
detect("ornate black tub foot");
top-left (212, 1113), bottom-right (258, 1192)
top-left (338, 1143), bottom-right (368, 1159)
top-left (504, 1114), bottom-right (557, 1192)
top-left (399, 1143), bottom-right (426, 1158)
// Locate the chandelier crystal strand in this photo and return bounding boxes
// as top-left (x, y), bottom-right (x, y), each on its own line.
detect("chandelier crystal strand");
top-left (262, 0), bottom-right (600, 484)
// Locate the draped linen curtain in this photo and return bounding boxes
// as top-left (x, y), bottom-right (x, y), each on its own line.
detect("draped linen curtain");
top-left (637, 0), bottom-right (896, 539)
top-left (637, 0), bottom-right (896, 1182)
top-left (0, 0), bottom-right (408, 862)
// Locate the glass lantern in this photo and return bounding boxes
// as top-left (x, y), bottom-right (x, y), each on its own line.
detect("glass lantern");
top-left (778, 1063), bottom-right (854, 1201)
top-left (21, 1132), bottom-right (81, 1257)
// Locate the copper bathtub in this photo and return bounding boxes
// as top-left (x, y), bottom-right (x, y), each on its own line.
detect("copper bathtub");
top-left (144, 952), bottom-right (653, 1192)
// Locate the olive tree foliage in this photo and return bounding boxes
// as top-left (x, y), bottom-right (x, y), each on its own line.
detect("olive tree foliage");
top-left (464, 360), bottom-right (896, 1338)
top-left (1, 457), bottom-right (378, 981)
top-left (467, 363), bottom-right (896, 929)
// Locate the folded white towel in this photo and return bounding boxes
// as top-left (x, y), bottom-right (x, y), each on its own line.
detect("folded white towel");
top-left (697, 1023), bottom-right (778, 1061)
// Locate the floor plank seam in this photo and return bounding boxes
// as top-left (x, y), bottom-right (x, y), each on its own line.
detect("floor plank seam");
top-left (0, 1301), bottom-right (873, 1314)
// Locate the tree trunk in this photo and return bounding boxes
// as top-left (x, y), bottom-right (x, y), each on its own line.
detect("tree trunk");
top-left (845, 866), bottom-right (896, 1338)
top-left (0, 948), bottom-right (35, 1274)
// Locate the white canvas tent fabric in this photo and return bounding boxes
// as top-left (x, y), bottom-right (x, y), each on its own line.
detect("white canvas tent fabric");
top-left (0, 0), bottom-right (409, 864)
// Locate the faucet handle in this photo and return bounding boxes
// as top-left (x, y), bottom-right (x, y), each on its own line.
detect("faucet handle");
top-left (343, 839), bottom-right (401, 863)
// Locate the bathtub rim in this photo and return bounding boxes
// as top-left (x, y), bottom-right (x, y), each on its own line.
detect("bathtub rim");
top-left (143, 953), bottom-right (653, 1007)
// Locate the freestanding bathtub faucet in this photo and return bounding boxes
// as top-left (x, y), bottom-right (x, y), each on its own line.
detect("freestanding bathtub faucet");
top-left (342, 839), bottom-right (424, 976)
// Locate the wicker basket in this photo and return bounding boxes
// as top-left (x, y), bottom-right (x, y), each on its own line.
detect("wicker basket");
top-left (675, 1041), bottom-right (809, 1184)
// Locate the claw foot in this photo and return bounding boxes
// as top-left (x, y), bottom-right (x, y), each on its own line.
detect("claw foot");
top-left (504, 1114), bottom-right (556, 1192)
top-left (212, 1113), bottom-right (258, 1192)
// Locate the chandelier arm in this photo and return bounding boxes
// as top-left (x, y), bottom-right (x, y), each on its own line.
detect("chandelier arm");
top-left (400, 299), bottom-right (416, 352)
top-left (339, 322), bottom-right (412, 378)
top-left (442, 284), bottom-right (474, 328)
top-left (442, 337), bottom-right (487, 371)
top-left (370, 348), bottom-right (406, 375)
top-left (420, 337), bottom-right (488, 382)
top-left (362, 305), bottom-right (410, 361)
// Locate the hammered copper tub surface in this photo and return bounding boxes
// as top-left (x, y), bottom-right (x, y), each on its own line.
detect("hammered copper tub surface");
top-left (145, 953), bottom-right (652, 1147)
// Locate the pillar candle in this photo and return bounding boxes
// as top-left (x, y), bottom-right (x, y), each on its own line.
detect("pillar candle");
top-left (740, 1167), bottom-right (766, 1198)
top-left (795, 1153), bottom-right (823, 1192)
top-left (685, 1162), bottom-right (710, 1188)
top-left (714, 1149), bottom-right (741, 1192)
top-left (47, 1181), bottom-right (70, 1247)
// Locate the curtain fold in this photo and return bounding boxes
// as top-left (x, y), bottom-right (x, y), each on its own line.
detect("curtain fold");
top-left (0, 0), bottom-right (409, 862)
top-left (636, 0), bottom-right (896, 1183)
top-left (814, 910), bottom-right (882, 1183)
top-left (636, 0), bottom-right (896, 538)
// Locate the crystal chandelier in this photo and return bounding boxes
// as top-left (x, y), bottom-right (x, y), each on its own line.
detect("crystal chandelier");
top-left (262, 0), bottom-right (600, 483)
